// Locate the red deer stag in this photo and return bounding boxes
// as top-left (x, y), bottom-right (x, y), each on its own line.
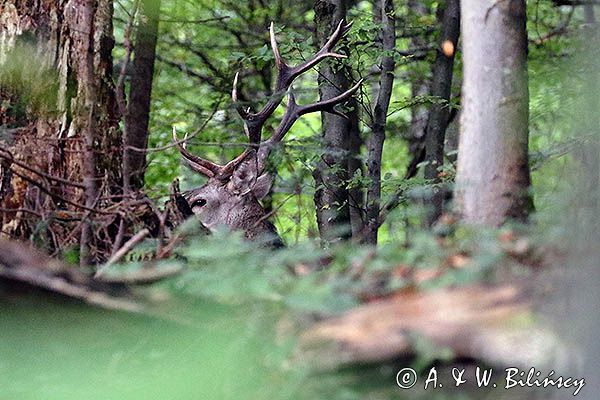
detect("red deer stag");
top-left (173, 21), bottom-right (362, 245)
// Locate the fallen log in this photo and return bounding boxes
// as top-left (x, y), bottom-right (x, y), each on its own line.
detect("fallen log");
top-left (299, 283), bottom-right (570, 370)
top-left (0, 239), bottom-right (143, 312)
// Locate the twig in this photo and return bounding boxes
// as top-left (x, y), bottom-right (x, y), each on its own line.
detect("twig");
top-left (9, 168), bottom-right (111, 215)
top-left (251, 193), bottom-right (295, 229)
top-left (156, 232), bottom-right (183, 259)
top-left (110, 217), bottom-right (127, 257)
top-left (96, 228), bottom-right (150, 277)
top-left (123, 101), bottom-right (221, 153)
top-left (158, 16), bottom-right (230, 24)
top-left (0, 207), bottom-right (43, 218)
top-left (95, 263), bottom-right (184, 285)
top-left (0, 147), bottom-right (86, 188)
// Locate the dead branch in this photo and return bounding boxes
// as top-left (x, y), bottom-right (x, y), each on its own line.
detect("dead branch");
top-left (0, 266), bottom-right (142, 312)
top-left (0, 147), bottom-right (86, 188)
top-left (96, 228), bottom-right (151, 277)
top-left (299, 283), bottom-right (569, 370)
top-left (8, 168), bottom-right (112, 215)
top-left (0, 239), bottom-right (143, 312)
top-left (95, 263), bottom-right (184, 285)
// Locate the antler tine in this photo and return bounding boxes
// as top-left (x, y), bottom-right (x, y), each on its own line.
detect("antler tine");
top-left (269, 22), bottom-right (285, 69)
top-left (220, 147), bottom-right (255, 177)
top-left (254, 78), bottom-right (363, 174)
top-left (280, 19), bottom-right (352, 88)
top-left (232, 72), bottom-right (250, 120)
top-left (270, 91), bottom-right (299, 144)
top-left (270, 79), bottom-right (363, 145)
top-left (232, 21), bottom-right (358, 176)
top-left (296, 78), bottom-right (363, 118)
top-left (322, 20), bottom-right (353, 55)
top-left (239, 21), bottom-right (354, 138)
top-left (172, 127), bottom-right (221, 178)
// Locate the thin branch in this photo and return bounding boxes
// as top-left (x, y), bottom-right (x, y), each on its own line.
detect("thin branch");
top-left (95, 264), bottom-right (184, 284)
top-left (0, 207), bottom-right (43, 218)
top-left (0, 147), bottom-right (86, 188)
top-left (96, 228), bottom-right (150, 277)
top-left (8, 168), bottom-right (111, 215)
top-left (0, 265), bottom-right (143, 312)
top-left (159, 16), bottom-right (229, 24)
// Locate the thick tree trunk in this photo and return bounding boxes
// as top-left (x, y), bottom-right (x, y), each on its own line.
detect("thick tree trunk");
top-left (0, 1), bottom-right (121, 261)
top-left (123, 0), bottom-right (161, 193)
top-left (423, 0), bottom-right (460, 226)
top-left (313, 0), bottom-right (360, 243)
top-left (363, 0), bottom-right (395, 245)
top-left (455, 0), bottom-right (532, 225)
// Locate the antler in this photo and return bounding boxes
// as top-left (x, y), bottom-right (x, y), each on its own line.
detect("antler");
top-left (233, 20), bottom-right (356, 145)
top-left (173, 127), bottom-right (255, 179)
top-left (255, 79), bottom-right (363, 171)
top-left (172, 127), bottom-right (221, 177)
top-left (176, 20), bottom-right (362, 179)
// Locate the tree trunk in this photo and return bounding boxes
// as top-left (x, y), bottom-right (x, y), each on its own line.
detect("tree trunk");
top-left (363, 0), bottom-right (396, 245)
top-left (423, 0), bottom-right (460, 226)
top-left (0, 1), bottom-right (121, 262)
top-left (404, 0), bottom-right (430, 179)
top-left (313, 0), bottom-right (360, 243)
top-left (347, 108), bottom-right (365, 239)
top-left (455, 0), bottom-right (532, 225)
top-left (123, 0), bottom-right (161, 193)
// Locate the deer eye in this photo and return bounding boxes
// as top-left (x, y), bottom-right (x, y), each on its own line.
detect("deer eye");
top-left (190, 198), bottom-right (207, 209)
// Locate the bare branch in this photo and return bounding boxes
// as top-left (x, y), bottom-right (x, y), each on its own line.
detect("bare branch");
top-left (96, 228), bottom-right (150, 277)
top-left (0, 147), bottom-right (86, 188)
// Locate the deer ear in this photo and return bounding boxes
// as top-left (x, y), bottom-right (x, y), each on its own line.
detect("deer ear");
top-left (252, 174), bottom-right (273, 200)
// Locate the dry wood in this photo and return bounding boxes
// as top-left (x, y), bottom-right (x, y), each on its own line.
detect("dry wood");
top-left (96, 264), bottom-right (184, 285)
top-left (0, 239), bottom-right (143, 312)
top-left (299, 283), bottom-right (567, 370)
top-left (0, 234), bottom-right (188, 306)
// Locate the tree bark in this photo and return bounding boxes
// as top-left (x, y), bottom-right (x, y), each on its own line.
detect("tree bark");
top-left (0, 1), bottom-right (121, 261)
top-left (313, 0), bottom-right (360, 243)
top-left (363, 0), bottom-right (396, 245)
top-left (347, 108), bottom-right (365, 239)
top-left (300, 283), bottom-right (563, 371)
top-left (423, 0), bottom-right (460, 226)
top-left (78, 0), bottom-right (101, 266)
top-left (455, 0), bottom-right (532, 225)
top-left (405, 0), bottom-right (430, 176)
top-left (123, 0), bottom-right (161, 193)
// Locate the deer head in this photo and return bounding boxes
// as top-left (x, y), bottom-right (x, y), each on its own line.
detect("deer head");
top-left (173, 21), bottom-right (362, 244)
